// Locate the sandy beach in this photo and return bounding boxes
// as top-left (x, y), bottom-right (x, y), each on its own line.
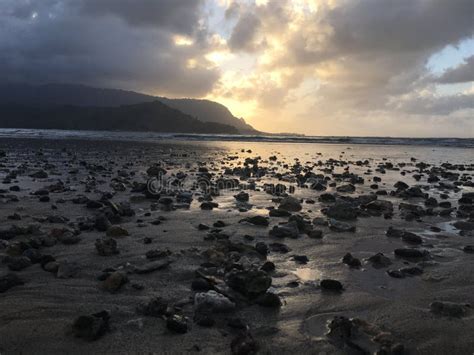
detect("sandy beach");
top-left (0, 137), bottom-right (473, 354)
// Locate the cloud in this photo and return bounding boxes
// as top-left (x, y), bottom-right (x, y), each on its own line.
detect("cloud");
top-left (228, 12), bottom-right (262, 52)
top-left (212, 0), bottom-right (474, 136)
top-left (436, 55), bottom-right (474, 83)
top-left (79, 0), bottom-right (204, 34)
top-left (0, 0), bottom-right (220, 97)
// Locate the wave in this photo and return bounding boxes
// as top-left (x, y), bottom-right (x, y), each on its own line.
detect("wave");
top-left (0, 128), bottom-right (472, 148)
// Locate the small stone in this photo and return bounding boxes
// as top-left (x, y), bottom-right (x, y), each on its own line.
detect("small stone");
top-left (430, 301), bottom-right (470, 317)
top-left (278, 196), bottom-right (302, 212)
top-left (342, 253), bottom-right (361, 268)
top-left (166, 314), bottom-right (188, 334)
top-left (137, 297), bottom-right (168, 317)
top-left (195, 290), bottom-right (235, 313)
top-left (95, 238), bottom-right (119, 256)
top-left (103, 272), bottom-right (128, 292)
top-left (231, 332), bottom-right (258, 355)
top-left (320, 279), bottom-right (343, 291)
top-left (106, 226), bottom-right (129, 237)
top-left (256, 292), bottom-right (282, 308)
top-left (0, 273), bottom-right (24, 293)
top-left (72, 310), bottom-right (110, 341)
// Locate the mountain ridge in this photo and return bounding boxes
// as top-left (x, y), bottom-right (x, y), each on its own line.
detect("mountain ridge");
top-left (0, 83), bottom-right (258, 134)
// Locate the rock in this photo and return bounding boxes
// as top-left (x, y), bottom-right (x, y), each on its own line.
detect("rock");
top-left (72, 310), bottom-right (110, 341)
top-left (326, 316), bottom-right (402, 354)
top-left (95, 238), bottom-right (119, 256)
top-left (231, 332), bottom-right (259, 355)
top-left (225, 269), bottom-right (272, 298)
top-left (293, 255), bottom-right (309, 264)
top-left (401, 231), bottom-right (423, 245)
top-left (328, 219), bottom-right (355, 232)
top-left (394, 181), bottom-right (409, 190)
top-left (195, 290), bottom-right (235, 313)
top-left (103, 272), bottom-right (128, 292)
top-left (145, 249), bottom-right (171, 260)
top-left (200, 201), bottom-right (218, 210)
top-left (166, 314), bottom-right (188, 334)
top-left (308, 229), bottom-right (323, 239)
top-left (191, 278), bottom-right (213, 291)
top-left (394, 248), bottom-right (429, 259)
top-left (137, 297), bottom-right (168, 317)
top-left (278, 196), bottom-right (302, 212)
top-left (133, 259), bottom-right (171, 274)
top-left (240, 216), bottom-right (269, 226)
top-left (342, 253), bottom-right (361, 268)
top-left (463, 245), bottom-right (474, 253)
top-left (269, 222), bottom-right (299, 238)
top-left (336, 184), bottom-right (355, 193)
top-left (269, 243), bottom-right (290, 254)
top-left (430, 301), bottom-right (470, 317)
top-left (325, 203), bottom-right (358, 220)
top-left (106, 226), bottom-right (129, 237)
top-left (57, 261), bottom-right (80, 278)
top-left (255, 242), bottom-right (269, 256)
top-left (387, 227), bottom-right (422, 244)
top-left (94, 215), bottom-right (112, 232)
top-left (320, 279), bottom-right (343, 291)
top-left (367, 253), bottom-right (392, 268)
top-left (256, 292), bottom-right (282, 308)
top-left (269, 208), bottom-right (291, 217)
top-left (260, 261), bottom-right (275, 272)
top-left (29, 170), bottom-right (48, 179)
top-left (0, 273), bottom-right (24, 293)
top-left (234, 191), bottom-right (249, 202)
top-left (319, 193), bottom-right (336, 203)
top-left (453, 221), bottom-right (474, 231)
top-left (4, 256), bottom-right (32, 271)
top-left (198, 223), bottom-right (210, 230)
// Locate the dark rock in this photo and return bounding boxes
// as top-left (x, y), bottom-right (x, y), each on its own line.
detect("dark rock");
top-left (308, 229), bottom-right (323, 239)
top-left (231, 332), bottom-right (258, 355)
top-left (72, 310), bottom-right (110, 341)
top-left (278, 196), bottom-right (302, 212)
top-left (4, 256), bottom-right (32, 271)
top-left (166, 314), bottom-right (188, 334)
top-left (269, 222), bottom-right (299, 238)
top-left (0, 273), bottom-right (24, 293)
top-left (342, 253), bottom-right (361, 268)
top-left (191, 278), bottom-right (213, 291)
top-left (293, 255), bottom-right (309, 264)
top-left (269, 208), bottom-right (291, 217)
top-left (430, 301), bottom-right (470, 318)
top-left (225, 269), bottom-right (271, 298)
top-left (255, 242), bottom-right (269, 256)
top-left (95, 238), bottom-right (119, 256)
top-left (325, 203), bottom-right (358, 220)
top-left (394, 248), bottom-right (429, 259)
top-left (320, 279), bottom-right (343, 291)
top-left (103, 272), bottom-right (128, 292)
top-left (137, 297), bottom-right (168, 317)
top-left (328, 219), bottom-right (355, 232)
top-left (256, 292), bottom-right (281, 308)
top-left (240, 216), bottom-right (269, 226)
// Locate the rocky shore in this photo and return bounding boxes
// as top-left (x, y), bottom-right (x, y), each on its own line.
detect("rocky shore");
top-left (0, 137), bottom-right (473, 354)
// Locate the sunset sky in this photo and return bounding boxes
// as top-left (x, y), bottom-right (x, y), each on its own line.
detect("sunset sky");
top-left (1, 0), bottom-right (473, 137)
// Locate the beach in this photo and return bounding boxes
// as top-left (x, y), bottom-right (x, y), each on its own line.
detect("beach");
top-left (0, 135), bottom-right (473, 354)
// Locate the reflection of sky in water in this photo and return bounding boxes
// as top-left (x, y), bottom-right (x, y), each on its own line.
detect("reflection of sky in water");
top-left (293, 267), bottom-right (322, 282)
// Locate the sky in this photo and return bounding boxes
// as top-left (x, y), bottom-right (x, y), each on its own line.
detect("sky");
top-left (0, 0), bottom-right (473, 137)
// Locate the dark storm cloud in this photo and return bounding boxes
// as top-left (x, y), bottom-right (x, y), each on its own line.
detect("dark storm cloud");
top-left (436, 55), bottom-right (474, 84)
top-left (79, 0), bottom-right (204, 34)
top-left (0, 0), bottom-right (219, 97)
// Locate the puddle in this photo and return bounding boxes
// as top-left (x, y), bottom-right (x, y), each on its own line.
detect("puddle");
top-left (293, 267), bottom-right (322, 281)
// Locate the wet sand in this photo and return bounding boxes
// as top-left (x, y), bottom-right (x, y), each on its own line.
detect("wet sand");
top-left (0, 137), bottom-right (473, 354)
